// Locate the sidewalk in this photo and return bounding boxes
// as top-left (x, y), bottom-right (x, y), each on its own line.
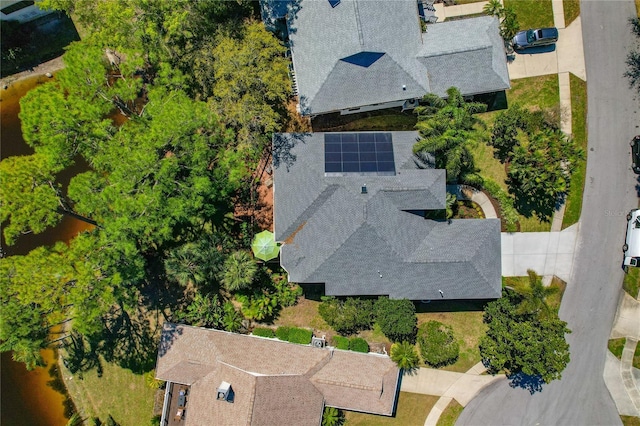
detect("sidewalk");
top-left (606, 292), bottom-right (640, 417)
top-left (399, 362), bottom-right (504, 426)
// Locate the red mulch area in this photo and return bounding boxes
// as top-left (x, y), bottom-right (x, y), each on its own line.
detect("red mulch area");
top-left (235, 152), bottom-right (274, 232)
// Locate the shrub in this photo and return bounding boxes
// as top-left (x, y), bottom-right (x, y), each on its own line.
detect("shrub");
top-left (349, 337), bottom-right (369, 353)
top-left (482, 179), bottom-right (518, 232)
top-left (276, 326), bottom-right (291, 341)
top-left (253, 327), bottom-right (276, 338)
top-left (318, 296), bottom-right (375, 335)
top-left (374, 297), bottom-right (417, 343)
top-left (332, 335), bottom-right (350, 350)
top-left (418, 321), bottom-right (459, 367)
top-left (288, 327), bottom-right (313, 344)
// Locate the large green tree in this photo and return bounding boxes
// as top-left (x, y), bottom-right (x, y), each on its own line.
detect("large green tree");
top-left (480, 290), bottom-right (571, 388)
top-left (374, 297), bottom-right (417, 343)
top-left (413, 87), bottom-right (487, 185)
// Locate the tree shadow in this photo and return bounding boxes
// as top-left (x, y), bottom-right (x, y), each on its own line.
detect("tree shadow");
top-left (99, 306), bottom-right (158, 374)
top-left (507, 371), bottom-right (545, 394)
top-left (512, 189), bottom-right (558, 222)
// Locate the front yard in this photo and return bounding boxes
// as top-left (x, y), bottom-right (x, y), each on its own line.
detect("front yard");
top-left (344, 392), bottom-right (438, 426)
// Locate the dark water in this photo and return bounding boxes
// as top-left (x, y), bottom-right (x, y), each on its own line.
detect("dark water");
top-left (1, 75), bottom-right (90, 426)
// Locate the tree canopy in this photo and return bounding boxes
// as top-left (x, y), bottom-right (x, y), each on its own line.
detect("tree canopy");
top-left (1, 0), bottom-right (294, 370)
top-left (413, 87), bottom-right (486, 185)
top-left (479, 288), bottom-right (570, 390)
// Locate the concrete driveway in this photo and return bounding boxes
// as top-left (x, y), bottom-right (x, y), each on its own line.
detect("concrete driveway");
top-left (501, 225), bottom-right (578, 281)
top-left (508, 17), bottom-right (586, 80)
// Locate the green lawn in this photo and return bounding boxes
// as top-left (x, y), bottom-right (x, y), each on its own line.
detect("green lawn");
top-left (475, 74), bottom-right (560, 232)
top-left (562, 74), bottom-right (588, 229)
top-left (344, 392), bottom-right (438, 426)
top-left (623, 267), bottom-right (640, 299)
top-left (60, 355), bottom-right (157, 426)
top-left (563, 0), bottom-right (580, 26)
top-left (621, 415), bottom-right (640, 426)
top-left (503, 275), bottom-right (566, 312)
top-left (504, 0), bottom-right (554, 30)
top-left (436, 399), bottom-right (464, 426)
top-left (608, 338), bottom-right (626, 360)
top-left (416, 301), bottom-right (487, 373)
top-left (507, 74), bottom-right (560, 110)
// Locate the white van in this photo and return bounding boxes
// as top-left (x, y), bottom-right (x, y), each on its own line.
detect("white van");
top-left (623, 209), bottom-right (640, 267)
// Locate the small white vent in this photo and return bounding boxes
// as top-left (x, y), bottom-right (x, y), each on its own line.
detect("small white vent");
top-left (217, 381), bottom-right (231, 401)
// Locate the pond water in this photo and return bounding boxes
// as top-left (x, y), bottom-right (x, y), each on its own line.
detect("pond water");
top-left (1, 74), bottom-right (89, 426)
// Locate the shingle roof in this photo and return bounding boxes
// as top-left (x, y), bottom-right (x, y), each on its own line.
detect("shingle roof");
top-left (273, 132), bottom-right (501, 300)
top-left (287, 0), bottom-right (510, 115)
top-left (155, 323), bottom-right (400, 425)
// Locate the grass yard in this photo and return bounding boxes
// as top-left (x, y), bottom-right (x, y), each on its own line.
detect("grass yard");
top-left (504, 0), bottom-right (554, 30)
top-left (272, 297), bottom-right (332, 333)
top-left (436, 399), bottom-right (464, 426)
top-left (563, 0), bottom-right (580, 26)
top-left (416, 301), bottom-right (487, 372)
top-left (621, 415), bottom-right (640, 426)
top-left (507, 74), bottom-right (560, 111)
top-left (502, 275), bottom-right (566, 312)
top-left (344, 392), bottom-right (438, 426)
top-left (60, 355), bottom-right (156, 426)
top-left (608, 338), bottom-right (626, 359)
top-left (475, 74), bottom-right (560, 232)
top-left (623, 266), bottom-right (640, 299)
top-left (562, 74), bottom-right (588, 229)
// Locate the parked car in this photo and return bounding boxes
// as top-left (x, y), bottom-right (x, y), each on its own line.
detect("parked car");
top-left (623, 209), bottom-right (640, 268)
top-left (512, 28), bottom-right (559, 50)
top-left (630, 135), bottom-right (640, 174)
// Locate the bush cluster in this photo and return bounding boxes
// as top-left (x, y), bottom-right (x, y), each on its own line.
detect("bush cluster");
top-left (482, 179), bottom-right (518, 232)
top-left (332, 335), bottom-right (350, 350)
top-left (275, 326), bottom-right (312, 344)
top-left (418, 321), bottom-right (459, 367)
top-left (318, 296), bottom-right (375, 335)
top-left (252, 327), bottom-right (275, 338)
top-left (349, 337), bottom-right (369, 353)
top-left (374, 297), bottom-right (417, 343)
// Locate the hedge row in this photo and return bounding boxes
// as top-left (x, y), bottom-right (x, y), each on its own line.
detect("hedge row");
top-left (275, 326), bottom-right (312, 344)
top-left (331, 336), bottom-right (369, 353)
top-left (252, 327), bottom-right (276, 338)
top-left (482, 179), bottom-right (519, 232)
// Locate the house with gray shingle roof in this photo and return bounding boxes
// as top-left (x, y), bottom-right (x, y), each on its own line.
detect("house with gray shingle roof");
top-left (273, 132), bottom-right (502, 300)
top-left (277, 0), bottom-right (509, 116)
top-left (155, 323), bottom-right (400, 425)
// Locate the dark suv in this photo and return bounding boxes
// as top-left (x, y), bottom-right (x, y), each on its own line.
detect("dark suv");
top-left (631, 136), bottom-right (640, 174)
top-left (512, 28), bottom-right (559, 50)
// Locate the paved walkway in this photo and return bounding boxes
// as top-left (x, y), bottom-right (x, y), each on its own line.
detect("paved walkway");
top-left (399, 362), bottom-right (504, 426)
top-left (607, 292), bottom-right (640, 417)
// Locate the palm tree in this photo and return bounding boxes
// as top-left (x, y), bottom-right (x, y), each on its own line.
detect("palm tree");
top-left (390, 341), bottom-right (420, 371)
top-left (500, 8), bottom-right (520, 41)
top-left (322, 407), bottom-right (344, 426)
top-left (220, 250), bottom-right (258, 292)
top-left (514, 269), bottom-right (559, 318)
top-left (413, 87), bottom-right (487, 184)
top-left (483, 0), bottom-right (504, 17)
top-left (222, 302), bottom-right (244, 332)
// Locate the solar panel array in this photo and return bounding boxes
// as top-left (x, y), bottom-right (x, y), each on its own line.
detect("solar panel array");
top-left (324, 133), bottom-right (396, 175)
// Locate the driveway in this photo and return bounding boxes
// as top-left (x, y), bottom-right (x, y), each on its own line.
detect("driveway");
top-left (501, 226), bottom-right (578, 281)
top-left (508, 16), bottom-right (586, 80)
top-left (457, 1), bottom-right (638, 425)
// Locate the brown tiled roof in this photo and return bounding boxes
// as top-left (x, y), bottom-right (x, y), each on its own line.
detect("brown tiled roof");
top-left (155, 324), bottom-right (400, 425)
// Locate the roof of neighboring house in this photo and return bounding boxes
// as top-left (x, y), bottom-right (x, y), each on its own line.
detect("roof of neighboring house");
top-left (155, 323), bottom-right (400, 426)
top-left (286, 0), bottom-right (509, 115)
top-left (273, 132), bottom-right (502, 300)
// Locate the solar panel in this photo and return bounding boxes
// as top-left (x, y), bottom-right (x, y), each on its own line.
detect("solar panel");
top-left (324, 133), bottom-right (396, 175)
top-left (328, 0), bottom-right (341, 8)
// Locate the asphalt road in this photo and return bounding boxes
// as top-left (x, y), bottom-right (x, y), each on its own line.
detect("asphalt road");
top-left (457, 1), bottom-right (640, 425)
